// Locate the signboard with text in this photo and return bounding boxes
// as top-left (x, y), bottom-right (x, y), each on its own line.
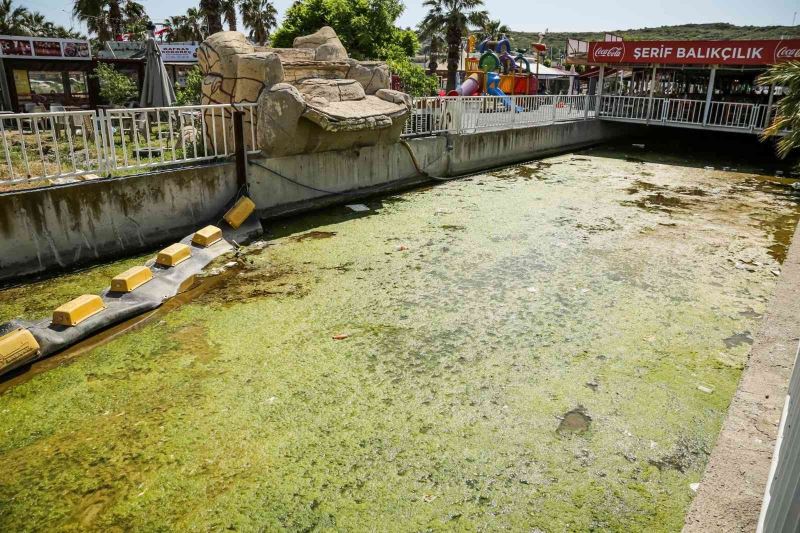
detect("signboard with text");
top-left (0, 36), bottom-right (91, 60)
top-left (588, 39), bottom-right (800, 65)
top-left (158, 43), bottom-right (198, 63)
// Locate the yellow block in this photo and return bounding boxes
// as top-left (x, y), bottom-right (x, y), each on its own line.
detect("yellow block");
top-left (192, 225), bottom-right (223, 248)
top-left (224, 196), bottom-right (255, 229)
top-left (111, 266), bottom-right (153, 293)
top-left (0, 328), bottom-right (40, 371)
top-left (156, 243), bottom-right (192, 267)
top-left (52, 294), bottom-right (105, 327)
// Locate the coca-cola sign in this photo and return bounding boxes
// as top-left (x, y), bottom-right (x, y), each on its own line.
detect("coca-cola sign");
top-left (593, 45), bottom-right (624, 58)
top-left (776, 46), bottom-right (800, 60)
top-left (587, 39), bottom-right (800, 66)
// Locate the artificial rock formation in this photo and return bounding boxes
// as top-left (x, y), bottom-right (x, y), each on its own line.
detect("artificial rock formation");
top-left (198, 27), bottom-right (409, 158)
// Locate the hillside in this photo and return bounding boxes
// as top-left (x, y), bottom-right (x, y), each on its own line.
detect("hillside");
top-left (507, 23), bottom-right (800, 61)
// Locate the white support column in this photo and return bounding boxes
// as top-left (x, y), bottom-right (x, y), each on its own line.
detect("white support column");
top-left (597, 65), bottom-right (605, 115)
top-left (764, 84), bottom-right (775, 130)
top-left (702, 66), bottom-right (717, 126)
top-left (646, 64), bottom-right (657, 123)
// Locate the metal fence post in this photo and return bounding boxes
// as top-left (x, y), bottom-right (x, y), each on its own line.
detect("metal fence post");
top-left (233, 110), bottom-right (247, 190)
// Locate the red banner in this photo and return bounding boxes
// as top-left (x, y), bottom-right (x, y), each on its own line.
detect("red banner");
top-left (588, 39), bottom-right (800, 65)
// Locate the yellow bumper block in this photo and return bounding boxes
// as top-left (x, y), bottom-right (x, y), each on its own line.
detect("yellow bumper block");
top-left (224, 196), bottom-right (255, 229)
top-left (52, 294), bottom-right (105, 327)
top-left (192, 225), bottom-right (223, 248)
top-left (111, 266), bottom-right (153, 293)
top-left (156, 243), bottom-right (191, 267)
top-left (0, 328), bottom-right (40, 371)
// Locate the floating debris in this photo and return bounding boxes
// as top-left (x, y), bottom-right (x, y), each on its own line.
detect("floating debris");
top-left (332, 333), bottom-right (350, 340)
top-left (346, 204), bottom-right (370, 212)
top-left (557, 407), bottom-right (592, 435)
top-left (697, 385), bottom-right (714, 394)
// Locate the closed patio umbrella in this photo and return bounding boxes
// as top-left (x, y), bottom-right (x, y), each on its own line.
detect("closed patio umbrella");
top-left (140, 35), bottom-right (175, 108)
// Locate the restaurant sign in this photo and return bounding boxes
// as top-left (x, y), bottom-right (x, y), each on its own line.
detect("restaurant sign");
top-left (0, 36), bottom-right (91, 60)
top-left (588, 39), bottom-right (800, 65)
top-left (158, 43), bottom-right (198, 63)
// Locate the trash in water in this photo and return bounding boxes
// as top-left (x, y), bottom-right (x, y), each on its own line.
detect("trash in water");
top-left (395, 245), bottom-right (408, 251)
top-left (791, 182), bottom-right (800, 191)
top-left (527, 287), bottom-right (538, 293)
top-left (697, 385), bottom-right (714, 394)
top-left (346, 204), bottom-right (370, 212)
top-left (632, 144), bottom-right (645, 149)
top-left (332, 333), bottom-right (350, 340)
top-left (776, 171), bottom-right (784, 177)
top-left (704, 166), bottom-right (715, 170)
top-left (690, 483), bottom-right (700, 492)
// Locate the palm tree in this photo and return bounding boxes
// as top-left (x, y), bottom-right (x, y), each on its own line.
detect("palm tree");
top-left (0, 0), bottom-right (29, 35)
top-left (760, 62), bottom-right (800, 161)
top-left (73, 0), bottom-right (146, 42)
top-left (166, 11), bottom-right (205, 42)
top-left (199, 0), bottom-right (223, 35)
top-left (476, 18), bottom-right (510, 41)
top-left (419, 0), bottom-right (487, 91)
top-left (241, 0), bottom-right (277, 45)
top-left (418, 25), bottom-right (445, 74)
top-left (219, 0), bottom-right (238, 31)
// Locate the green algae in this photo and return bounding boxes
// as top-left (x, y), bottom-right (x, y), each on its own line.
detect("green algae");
top-left (0, 252), bottom-right (153, 323)
top-left (0, 147), bottom-right (798, 532)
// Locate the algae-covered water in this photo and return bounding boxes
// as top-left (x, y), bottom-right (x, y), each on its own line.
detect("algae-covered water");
top-left (1, 142), bottom-right (798, 531)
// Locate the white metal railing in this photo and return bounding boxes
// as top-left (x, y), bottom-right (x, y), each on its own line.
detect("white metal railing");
top-left (599, 95), bottom-right (774, 133)
top-left (102, 103), bottom-right (258, 173)
top-left (0, 103), bottom-right (258, 186)
top-left (402, 94), bottom-right (597, 136)
top-left (0, 110), bottom-right (104, 185)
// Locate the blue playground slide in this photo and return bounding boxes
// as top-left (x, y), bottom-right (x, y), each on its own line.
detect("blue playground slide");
top-left (486, 73), bottom-right (524, 112)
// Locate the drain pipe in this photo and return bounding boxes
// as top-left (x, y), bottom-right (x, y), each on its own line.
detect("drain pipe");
top-left (400, 139), bottom-right (458, 182)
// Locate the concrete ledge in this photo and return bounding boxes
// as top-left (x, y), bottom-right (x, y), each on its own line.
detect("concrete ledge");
top-left (683, 222), bottom-right (800, 531)
top-left (0, 163), bottom-right (238, 284)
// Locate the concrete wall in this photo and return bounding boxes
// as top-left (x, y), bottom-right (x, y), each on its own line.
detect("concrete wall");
top-left (0, 120), bottom-right (633, 283)
top-left (249, 120), bottom-right (630, 218)
top-left (0, 164), bottom-right (238, 283)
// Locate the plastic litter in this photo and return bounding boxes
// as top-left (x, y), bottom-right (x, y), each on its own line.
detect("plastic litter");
top-left (346, 204), bottom-right (370, 212)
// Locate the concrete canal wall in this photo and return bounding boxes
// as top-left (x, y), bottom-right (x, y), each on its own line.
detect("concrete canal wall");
top-left (0, 121), bottom-right (632, 283)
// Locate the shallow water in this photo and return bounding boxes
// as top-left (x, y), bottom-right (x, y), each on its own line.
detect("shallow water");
top-left (1, 143), bottom-right (798, 531)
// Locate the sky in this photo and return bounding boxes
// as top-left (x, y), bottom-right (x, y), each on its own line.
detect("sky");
top-left (32, 0), bottom-right (800, 36)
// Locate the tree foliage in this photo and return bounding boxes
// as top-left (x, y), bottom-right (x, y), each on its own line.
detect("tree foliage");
top-left (165, 8), bottom-right (206, 42)
top-left (760, 62), bottom-right (800, 161)
top-left (241, 0), bottom-right (278, 45)
top-left (72, 0), bottom-right (149, 42)
top-left (381, 44), bottom-right (438, 96)
top-left (0, 0), bottom-right (83, 38)
top-left (176, 66), bottom-right (203, 105)
top-left (93, 63), bottom-right (137, 105)
top-left (419, 0), bottom-right (486, 91)
top-left (271, 0), bottom-right (415, 60)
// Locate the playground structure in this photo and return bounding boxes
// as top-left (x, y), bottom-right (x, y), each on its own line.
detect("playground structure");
top-left (448, 34), bottom-right (539, 99)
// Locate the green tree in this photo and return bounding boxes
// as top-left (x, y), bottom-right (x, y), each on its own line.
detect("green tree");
top-left (176, 66), bottom-right (203, 105)
top-left (760, 62), bottom-right (800, 161)
top-left (419, 0), bottom-right (487, 91)
top-left (381, 44), bottom-right (438, 96)
top-left (241, 0), bottom-right (277, 45)
top-left (271, 0), bottom-right (409, 60)
top-left (93, 63), bottom-right (137, 105)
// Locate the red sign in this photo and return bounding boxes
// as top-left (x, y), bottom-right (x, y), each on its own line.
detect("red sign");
top-left (588, 39), bottom-right (800, 65)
